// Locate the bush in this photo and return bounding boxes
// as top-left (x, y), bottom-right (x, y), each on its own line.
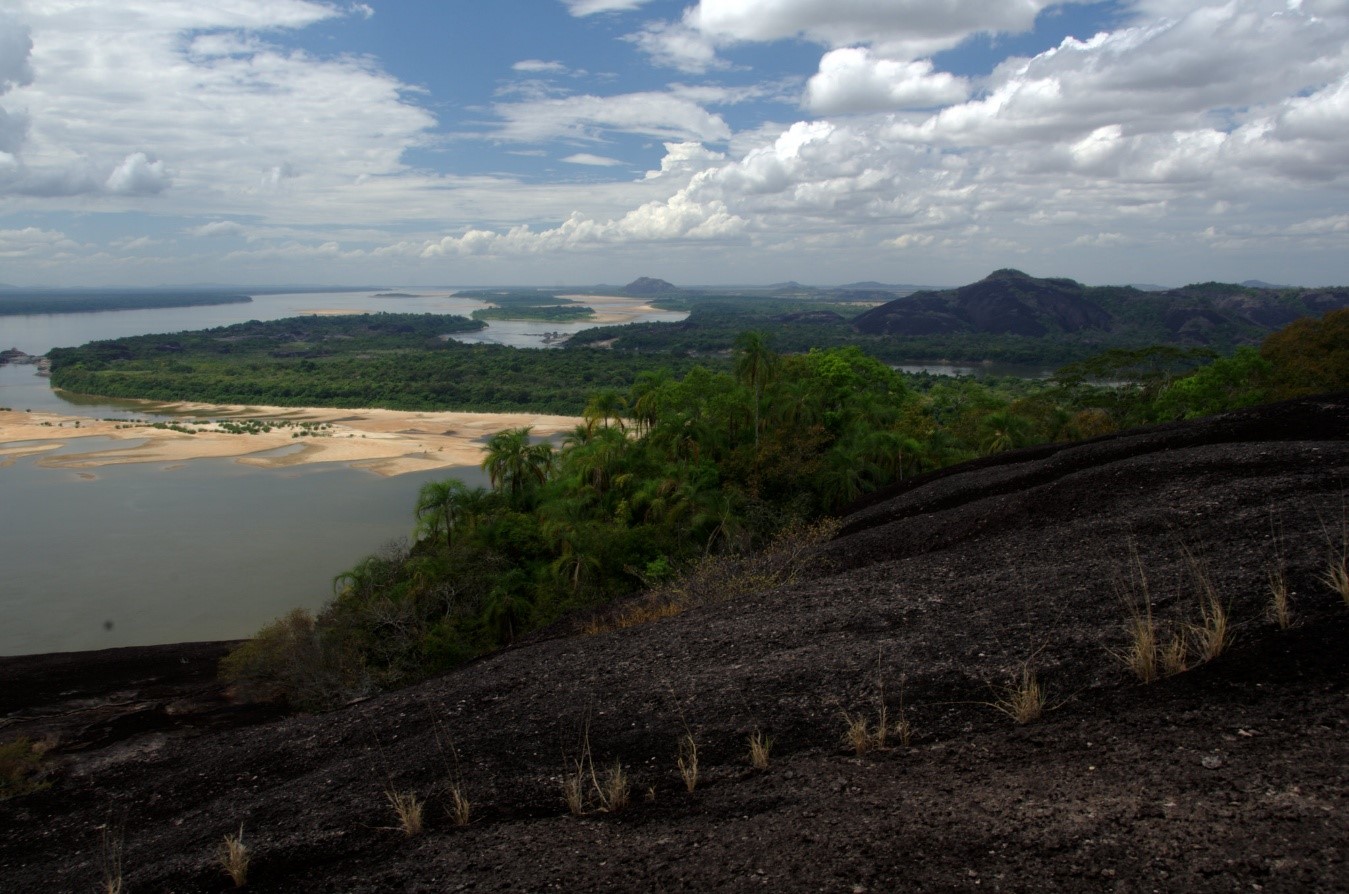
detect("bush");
top-left (218, 608), bottom-right (368, 711)
top-left (0, 737), bottom-right (49, 800)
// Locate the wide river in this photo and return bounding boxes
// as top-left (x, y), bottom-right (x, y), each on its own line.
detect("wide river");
top-left (0, 289), bottom-right (684, 656)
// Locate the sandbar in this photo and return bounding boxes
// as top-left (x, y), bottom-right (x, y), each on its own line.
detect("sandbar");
top-left (0, 403), bottom-right (580, 477)
top-left (559, 294), bottom-right (669, 325)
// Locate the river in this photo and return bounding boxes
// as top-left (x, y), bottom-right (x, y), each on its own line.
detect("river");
top-left (0, 289), bottom-right (681, 656)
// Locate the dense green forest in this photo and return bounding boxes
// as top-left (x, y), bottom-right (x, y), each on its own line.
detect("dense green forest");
top-left (219, 311), bottom-right (1348, 710)
top-left (47, 313), bottom-right (713, 414)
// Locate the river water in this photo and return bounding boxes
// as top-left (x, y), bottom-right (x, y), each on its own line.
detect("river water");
top-left (0, 289), bottom-right (681, 656)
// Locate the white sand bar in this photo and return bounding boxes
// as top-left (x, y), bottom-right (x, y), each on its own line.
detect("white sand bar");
top-left (0, 403), bottom-right (580, 477)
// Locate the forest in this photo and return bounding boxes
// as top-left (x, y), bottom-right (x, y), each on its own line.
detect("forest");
top-left (47, 313), bottom-right (709, 414)
top-left (219, 310), bottom-right (1348, 709)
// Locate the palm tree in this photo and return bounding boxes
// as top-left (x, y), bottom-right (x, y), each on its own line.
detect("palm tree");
top-left (628, 369), bottom-right (672, 435)
top-left (481, 426), bottom-right (554, 507)
top-left (734, 331), bottom-right (777, 451)
top-left (980, 410), bottom-right (1034, 455)
top-left (583, 389), bottom-right (626, 431)
top-left (414, 479), bottom-right (492, 551)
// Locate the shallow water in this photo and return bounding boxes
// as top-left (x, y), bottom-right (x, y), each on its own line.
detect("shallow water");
top-left (1, 444), bottom-right (486, 655)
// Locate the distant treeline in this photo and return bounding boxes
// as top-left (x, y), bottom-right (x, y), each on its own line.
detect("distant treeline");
top-left (0, 290), bottom-right (253, 316)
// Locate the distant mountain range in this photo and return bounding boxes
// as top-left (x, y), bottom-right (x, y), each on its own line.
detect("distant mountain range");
top-left (851, 269), bottom-right (1349, 345)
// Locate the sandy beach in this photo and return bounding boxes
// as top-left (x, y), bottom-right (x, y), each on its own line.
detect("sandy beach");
top-left (0, 402), bottom-right (580, 477)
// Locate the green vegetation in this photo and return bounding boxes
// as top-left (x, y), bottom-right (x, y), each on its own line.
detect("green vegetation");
top-left (471, 305), bottom-right (595, 323)
top-left (217, 311), bottom-right (1347, 709)
top-left (460, 289), bottom-right (597, 323)
top-left (0, 289), bottom-right (251, 316)
top-left (49, 313), bottom-right (710, 415)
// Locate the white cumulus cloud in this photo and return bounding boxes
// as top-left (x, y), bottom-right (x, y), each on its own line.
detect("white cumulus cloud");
top-left (805, 49), bottom-right (969, 114)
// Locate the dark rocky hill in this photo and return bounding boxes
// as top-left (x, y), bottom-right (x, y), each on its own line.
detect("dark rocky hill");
top-left (2, 396), bottom-right (1347, 892)
top-left (853, 269), bottom-right (1349, 345)
top-left (622, 276), bottom-right (680, 296)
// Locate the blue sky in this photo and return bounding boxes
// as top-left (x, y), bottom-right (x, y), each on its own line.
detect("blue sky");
top-left (1, 1), bottom-right (1347, 288)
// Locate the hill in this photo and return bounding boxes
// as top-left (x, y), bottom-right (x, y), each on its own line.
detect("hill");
top-left (1, 396), bottom-right (1346, 891)
top-left (853, 268), bottom-right (1349, 346)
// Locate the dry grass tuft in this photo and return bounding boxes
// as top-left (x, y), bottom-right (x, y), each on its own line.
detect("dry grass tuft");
top-left (1325, 553), bottom-right (1349, 606)
top-left (1119, 614), bottom-right (1159, 683)
top-left (841, 711), bottom-right (876, 756)
top-left (386, 789), bottom-right (423, 837)
top-left (747, 729), bottom-right (773, 770)
top-left (595, 761), bottom-right (630, 812)
top-left (993, 664), bottom-right (1045, 725)
top-left (583, 600), bottom-right (683, 635)
top-left (676, 734), bottom-right (699, 793)
top-left (1160, 631), bottom-right (1189, 677)
top-left (98, 824), bottom-right (124, 894)
top-left (218, 825), bottom-right (249, 888)
top-left (1268, 565), bottom-right (1293, 629)
top-left (447, 783), bottom-right (471, 828)
top-left (562, 764), bottom-right (586, 816)
top-left (561, 726), bottom-right (630, 815)
top-left (1191, 590), bottom-right (1230, 663)
top-left (1112, 545), bottom-right (1160, 683)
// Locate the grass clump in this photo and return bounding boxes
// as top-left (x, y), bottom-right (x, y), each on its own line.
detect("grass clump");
top-left (1324, 551), bottom-right (1349, 606)
top-left (97, 823), bottom-right (124, 894)
top-left (561, 726), bottom-right (630, 815)
top-left (1268, 565), bottom-right (1292, 629)
top-left (747, 729), bottom-right (773, 770)
top-left (596, 761), bottom-right (631, 812)
top-left (447, 783), bottom-right (471, 828)
top-left (218, 825), bottom-right (249, 888)
top-left (676, 733), bottom-right (699, 793)
top-left (993, 664), bottom-right (1045, 725)
top-left (386, 789), bottom-right (424, 836)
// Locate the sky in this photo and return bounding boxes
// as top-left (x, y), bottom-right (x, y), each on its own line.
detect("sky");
top-left (0, 0), bottom-right (1347, 289)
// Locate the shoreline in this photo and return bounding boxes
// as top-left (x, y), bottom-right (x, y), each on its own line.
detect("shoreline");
top-left (0, 401), bottom-right (581, 477)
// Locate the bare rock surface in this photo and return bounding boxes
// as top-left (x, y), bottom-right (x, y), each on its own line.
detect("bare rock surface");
top-left (2, 396), bottom-right (1347, 892)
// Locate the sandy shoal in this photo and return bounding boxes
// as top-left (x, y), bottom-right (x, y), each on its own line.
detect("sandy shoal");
top-left (558, 294), bottom-right (666, 325)
top-left (0, 403), bottom-right (580, 477)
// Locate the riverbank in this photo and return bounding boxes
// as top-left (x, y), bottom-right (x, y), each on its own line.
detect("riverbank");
top-left (0, 402), bottom-right (580, 476)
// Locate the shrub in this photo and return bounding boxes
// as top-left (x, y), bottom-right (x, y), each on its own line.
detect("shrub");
top-left (0, 737), bottom-right (49, 800)
top-left (218, 608), bottom-right (367, 711)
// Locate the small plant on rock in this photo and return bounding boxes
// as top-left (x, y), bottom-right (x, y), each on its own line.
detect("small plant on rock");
top-left (676, 733), bottom-right (699, 793)
top-left (747, 729), bottom-right (773, 770)
top-left (993, 663), bottom-right (1045, 725)
top-left (447, 783), bottom-right (471, 828)
top-left (386, 789), bottom-right (423, 837)
top-left (1268, 565), bottom-right (1293, 629)
top-left (595, 760), bottom-right (630, 812)
top-left (218, 825), bottom-right (249, 888)
top-left (97, 822), bottom-right (124, 894)
top-left (1160, 631), bottom-right (1189, 677)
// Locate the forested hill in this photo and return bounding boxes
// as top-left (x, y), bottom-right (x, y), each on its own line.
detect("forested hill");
top-left (852, 268), bottom-right (1349, 346)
